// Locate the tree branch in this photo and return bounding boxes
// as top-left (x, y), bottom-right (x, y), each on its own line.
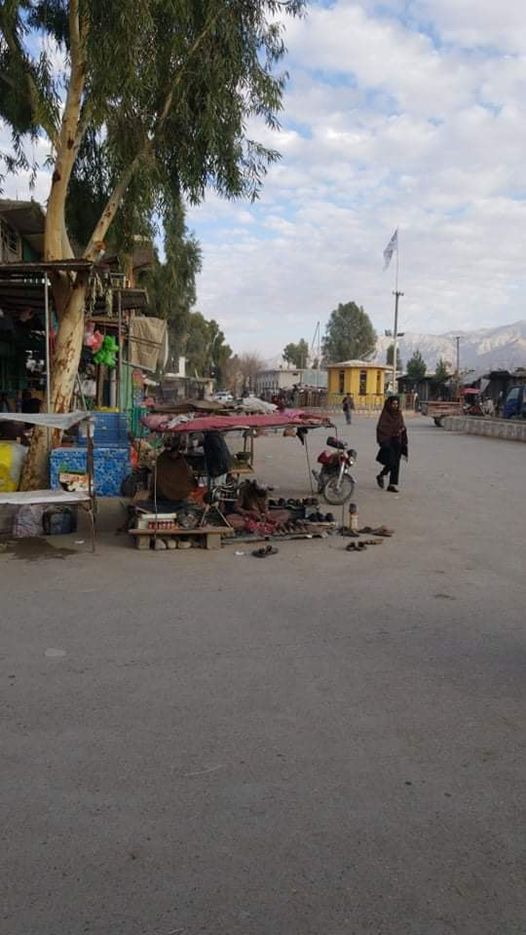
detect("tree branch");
top-left (83, 155), bottom-right (143, 261)
top-left (83, 11), bottom-right (219, 264)
top-left (69, 0), bottom-right (82, 69)
top-left (155, 9), bottom-right (220, 132)
top-left (45, 0), bottom-right (89, 259)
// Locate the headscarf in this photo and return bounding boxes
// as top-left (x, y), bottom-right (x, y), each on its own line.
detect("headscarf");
top-left (377, 396), bottom-right (405, 444)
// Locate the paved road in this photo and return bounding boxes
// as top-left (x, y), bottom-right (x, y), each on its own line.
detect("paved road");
top-left (2, 415), bottom-right (525, 935)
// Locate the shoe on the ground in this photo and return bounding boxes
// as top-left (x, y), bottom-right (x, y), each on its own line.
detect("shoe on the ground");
top-left (376, 474), bottom-right (385, 489)
top-left (387, 485), bottom-right (398, 493)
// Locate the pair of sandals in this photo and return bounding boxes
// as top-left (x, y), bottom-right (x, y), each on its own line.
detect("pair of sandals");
top-left (252, 544), bottom-right (279, 558)
top-left (346, 539), bottom-right (382, 552)
top-left (346, 541), bottom-right (368, 552)
top-left (359, 525), bottom-right (394, 537)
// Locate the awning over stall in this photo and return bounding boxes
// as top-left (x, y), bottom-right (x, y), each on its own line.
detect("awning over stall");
top-left (142, 409), bottom-right (332, 434)
top-left (0, 410), bottom-right (90, 430)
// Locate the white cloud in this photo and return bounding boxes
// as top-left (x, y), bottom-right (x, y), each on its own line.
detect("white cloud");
top-left (412, 0), bottom-right (526, 54)
top-left (188, 1), bottom-right (526, 354)
top-left (3, 2), bottom-right (526, 359)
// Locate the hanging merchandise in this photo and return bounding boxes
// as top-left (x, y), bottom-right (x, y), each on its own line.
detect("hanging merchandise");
top-left (93, 335), bottom-right (119, 368)
top-left (84, 324), bottom-right (104, 351)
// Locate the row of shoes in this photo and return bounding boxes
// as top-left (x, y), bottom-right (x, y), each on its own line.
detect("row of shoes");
top-left (270, 497), bottom-right (319, 509)
top-left (307, 511), bottom-right (335, 523)
top-left (281, 521), bottom-right (308, 534)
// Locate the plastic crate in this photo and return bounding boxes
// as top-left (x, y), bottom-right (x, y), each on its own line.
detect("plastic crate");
top-left (77, 411), bottom-right (129, 448)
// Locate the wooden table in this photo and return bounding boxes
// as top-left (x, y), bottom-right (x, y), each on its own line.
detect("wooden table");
top-left (0, 488), bottom-right (96, 551)
top-left (129, 524), bottom-right (233, 550)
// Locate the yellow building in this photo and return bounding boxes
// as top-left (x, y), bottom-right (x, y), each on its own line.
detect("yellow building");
top-left (327, 359), bottom-right (388, 408)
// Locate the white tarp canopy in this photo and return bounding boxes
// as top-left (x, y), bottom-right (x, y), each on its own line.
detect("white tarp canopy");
top-left (0, 488), bottom-right (91, 506)
top-left (0, 410), bottom-right (90, 430)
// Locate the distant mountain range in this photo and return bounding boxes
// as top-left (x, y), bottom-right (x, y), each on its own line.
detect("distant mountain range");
top-left (266, 320), bottom-right (526, 375)
top-left (375, 320), bottom-right (526, 373)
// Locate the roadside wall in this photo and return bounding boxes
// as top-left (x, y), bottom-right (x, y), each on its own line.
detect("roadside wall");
top-left (442, 416), bottom-right (526, 442)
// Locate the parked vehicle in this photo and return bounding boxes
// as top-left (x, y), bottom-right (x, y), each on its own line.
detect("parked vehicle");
top-left (312, 435), bottom-right (357, 504)
top-left (503, 385), bottom-right (526, 419)
top-left (213, 391), bottom-right (234, 402)
top-left (421, 400), bottom-right (463, 426)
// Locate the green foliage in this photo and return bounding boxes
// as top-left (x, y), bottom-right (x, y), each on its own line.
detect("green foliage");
top-left (386, 343), bottom-right (402, 370)
top-left (283, 338), bottom-right (309, 368)
top-left (141, 200), bottom-right (202, 361)
top-left (434, 357), bottom-right (450, 383)
top-left (206, 318), bottom-right (232, 387)
top-left (0, 0), bottom-right (60, 175)
top-left (65, 128), bottom-right (115, 250)
top-left (322, 301), bottom-right (377, 363)
top-left (184, 312), bottom-right (232, 382)
top-left (0, 1), bottom-right (306, 221)
top-left (406, 349), bottom-right (427, 380)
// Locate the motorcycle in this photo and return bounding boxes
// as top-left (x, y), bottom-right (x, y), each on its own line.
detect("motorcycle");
top-left (312, 436), bottom-right (357, 504)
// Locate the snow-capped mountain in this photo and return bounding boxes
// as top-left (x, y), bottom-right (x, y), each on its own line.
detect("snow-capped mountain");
top-left (265, 320), bottom-right (526, 374)
top-left (375, 320), bottom-right (526, 372)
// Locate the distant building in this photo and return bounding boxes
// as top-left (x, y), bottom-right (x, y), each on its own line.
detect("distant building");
top-left (397, 374), bottom-right (446, 404)
top-left (255, 367), bottom-right (327, 397)
top-left (326, 360), bottom-right (388, 406)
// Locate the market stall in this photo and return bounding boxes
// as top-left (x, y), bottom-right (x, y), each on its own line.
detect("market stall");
top-left (126, 409), bottom-right (334, 550)
top-left (0, 410), bottom-right (97, 550)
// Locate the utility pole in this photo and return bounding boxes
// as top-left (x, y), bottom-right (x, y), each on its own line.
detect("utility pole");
top-left (390, 290), bottom-right (404, 393)
top-left (311, 321), bottom-right (321, 388)
top-left (455, 335), bottom-right (462, 399)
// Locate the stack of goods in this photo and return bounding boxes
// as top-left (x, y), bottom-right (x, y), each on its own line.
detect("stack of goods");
top-left (224, 482), bottom-right (337, 539)
top-left (50, 411), bottom-right (130, 497)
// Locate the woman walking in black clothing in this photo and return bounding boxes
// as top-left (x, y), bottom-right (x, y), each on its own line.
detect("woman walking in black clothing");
top-left (375, 396), bottom-right (408, 493)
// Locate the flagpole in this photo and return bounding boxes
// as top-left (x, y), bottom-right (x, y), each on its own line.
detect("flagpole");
top-left (392, 229), bottom-right (403, 394)
top-left (395, 229), bottom-right (399, 293)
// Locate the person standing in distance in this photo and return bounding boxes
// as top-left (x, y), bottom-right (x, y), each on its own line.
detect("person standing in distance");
top-left (342, 394), bottom-right (354, 425)
top-left (375, 396), bottom-right (408, 493)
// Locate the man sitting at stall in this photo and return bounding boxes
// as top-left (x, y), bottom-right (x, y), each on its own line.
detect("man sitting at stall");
top-left (154, 443), bottom-right (197, 502)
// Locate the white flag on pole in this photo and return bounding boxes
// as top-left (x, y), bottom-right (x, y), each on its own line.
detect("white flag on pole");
top-left (383, 229), bottom-right (398, 270)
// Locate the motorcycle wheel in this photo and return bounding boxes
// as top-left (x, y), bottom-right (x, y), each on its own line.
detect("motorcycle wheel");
top-left (322, 474), bottom-right (354, 505)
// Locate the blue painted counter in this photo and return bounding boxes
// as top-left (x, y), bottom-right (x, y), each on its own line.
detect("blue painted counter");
top-left (50, 446), bottom-right (130, 496)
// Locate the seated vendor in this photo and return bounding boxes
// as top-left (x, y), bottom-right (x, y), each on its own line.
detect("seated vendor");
top-left (154, 444), bottom-right (197, 502)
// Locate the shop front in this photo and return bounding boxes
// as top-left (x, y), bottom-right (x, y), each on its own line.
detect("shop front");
top-left (327, 359), bottom-right (388, 409)
top-left (0, 259), bottom-right (160, 499)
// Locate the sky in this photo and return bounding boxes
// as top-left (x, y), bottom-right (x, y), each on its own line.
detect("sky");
top-left (186, 0), bottom-right (526, 355)
top-left (3, 0), bottom-right (526, 358)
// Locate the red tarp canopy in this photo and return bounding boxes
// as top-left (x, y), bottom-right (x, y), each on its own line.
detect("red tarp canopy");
top-left (142, 409), bottom-right (332, 434)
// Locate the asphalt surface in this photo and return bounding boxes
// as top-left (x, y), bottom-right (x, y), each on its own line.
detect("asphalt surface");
top-left (2, 414), bottom-right (525, 935)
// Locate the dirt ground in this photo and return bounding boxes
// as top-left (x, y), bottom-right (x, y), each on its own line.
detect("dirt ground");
top-left (2, 413), bottom-right (525, 934)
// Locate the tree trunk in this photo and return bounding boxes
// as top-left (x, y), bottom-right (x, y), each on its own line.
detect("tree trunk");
top-left (20, 279), bottom-right (88, 490)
